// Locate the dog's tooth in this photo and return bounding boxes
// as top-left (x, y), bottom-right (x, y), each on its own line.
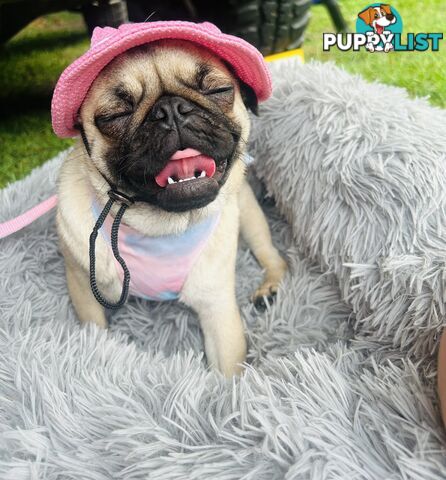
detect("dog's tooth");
top-left (167, 177), bottom-right (175, 184)
top-left (175, 176), bottom-right (198, 183)
top-left (200, 171), bottom-right (206, 178)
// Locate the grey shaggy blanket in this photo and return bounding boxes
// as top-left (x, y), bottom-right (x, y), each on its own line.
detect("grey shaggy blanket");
top-left (1, 60), bottom-right (446, 479)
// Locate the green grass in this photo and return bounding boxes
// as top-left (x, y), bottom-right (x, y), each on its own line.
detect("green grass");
top-left (0, 12), bottom-right (88, 187)
top-left (0, 2), bottom-right (445, 188)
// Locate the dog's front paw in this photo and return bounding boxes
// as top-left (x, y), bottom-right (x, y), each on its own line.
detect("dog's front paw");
top-left (366, 43), bottom-right (375, 52)
top-left (252, 285), bottom-right (277, 311)
top-left (384, 42), bottom-right (394, 52)
top-left (252, 257), bottom-right (287, 310)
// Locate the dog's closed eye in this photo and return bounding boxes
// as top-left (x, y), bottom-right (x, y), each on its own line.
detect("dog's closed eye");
top-left (94, 84), bottom-right (136, 134)
top-left (204, 86), bottom-right (234, 95)
top-left (194, 63), bottom-right (234, 96)
top-left (94, 111), bottom-right (133, 136)
top-left (95, 111), bottom-right (132, 124)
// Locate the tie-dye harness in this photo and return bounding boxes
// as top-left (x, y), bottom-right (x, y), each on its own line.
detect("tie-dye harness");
top-left (93, 202), bottom-right (220, 301)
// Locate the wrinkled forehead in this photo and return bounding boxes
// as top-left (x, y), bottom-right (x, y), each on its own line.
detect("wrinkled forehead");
top-left (89, 39), bottom-right (233, 100)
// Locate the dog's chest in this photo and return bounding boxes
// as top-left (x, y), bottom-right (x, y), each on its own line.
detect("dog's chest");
top-left (92, 202), bottom-right (220, 301)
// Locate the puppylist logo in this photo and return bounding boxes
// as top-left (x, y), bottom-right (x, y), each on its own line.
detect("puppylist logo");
top-left (323, 4), bottom-right (443, 53)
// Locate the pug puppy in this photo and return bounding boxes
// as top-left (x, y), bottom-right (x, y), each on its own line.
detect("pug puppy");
top-left (57, 39), bottom-right (287, 377)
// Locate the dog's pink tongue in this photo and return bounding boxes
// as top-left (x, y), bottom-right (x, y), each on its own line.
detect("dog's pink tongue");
top-left (155, 149), bottom-right (216, 187)
top-left (376, 24), bottom-right (384, 34)
top-left (170, 148), bottom-right (201, 160)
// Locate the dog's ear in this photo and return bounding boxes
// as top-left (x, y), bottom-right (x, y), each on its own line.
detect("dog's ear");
top-left (358, 7), bottom-right (374, 25)
top-left (381, 4), bottom-right (392, 15)
top-left (222, 60), bottom-right (259, 115)
top-left (239, 80), bottom-right (259, 116)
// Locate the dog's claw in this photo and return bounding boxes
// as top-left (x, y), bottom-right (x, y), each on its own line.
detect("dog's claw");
top-left (253, 296), bottom-right (267, 310)
top-left (252, 289), bottom-right (277, 311)
top-left (253, 293), bottom-right (277, 311)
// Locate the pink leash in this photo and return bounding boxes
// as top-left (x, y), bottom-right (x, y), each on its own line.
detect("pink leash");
top-left (0, 194), bottom-right (58, 239)
top-left (0, 190), bottom-right (132, 310)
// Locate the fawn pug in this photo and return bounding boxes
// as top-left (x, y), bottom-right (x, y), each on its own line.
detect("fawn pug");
top-left (56, 38), bottom-right (287, 377)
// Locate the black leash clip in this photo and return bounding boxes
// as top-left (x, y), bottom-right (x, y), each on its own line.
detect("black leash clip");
top-left (107, 190), bottom-right (135, 207)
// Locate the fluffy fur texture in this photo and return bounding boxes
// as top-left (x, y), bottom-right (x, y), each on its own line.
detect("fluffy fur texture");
top-left (1, 61), bottom-right (446, 478)
top-left (251, 60), bottom-right (446, 372)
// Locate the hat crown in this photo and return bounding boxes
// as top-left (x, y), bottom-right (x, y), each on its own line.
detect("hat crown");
top-left (91, 26), bottom-right (117, 46)
top-left (196, 22), bottom-right (221, 33)
top-left (90, 21), bottom-right (222, 48)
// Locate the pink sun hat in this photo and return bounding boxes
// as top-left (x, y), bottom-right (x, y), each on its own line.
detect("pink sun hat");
top-left (51, 21), bottom-right (272, 138)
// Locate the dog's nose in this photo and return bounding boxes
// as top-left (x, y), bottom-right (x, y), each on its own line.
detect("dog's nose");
top-left (149, 96), bottom-right (194, 129)
top-left (386, 13), bottom-right (394, 21)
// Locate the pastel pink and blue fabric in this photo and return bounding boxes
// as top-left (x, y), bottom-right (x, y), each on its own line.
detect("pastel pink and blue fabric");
top-left (93, 202), bottom-right (220, 301)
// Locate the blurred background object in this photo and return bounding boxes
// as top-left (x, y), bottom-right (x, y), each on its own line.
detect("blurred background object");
top-left (0, 0), bottom-right (324, 55)
top-left (0, 0), bottom-right (128, 44)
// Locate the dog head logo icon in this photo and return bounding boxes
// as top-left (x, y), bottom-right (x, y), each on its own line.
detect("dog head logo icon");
top-left (358, 4), bottom-right (396, 35)
top-left (357, 3), bottom-right (402, 52)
